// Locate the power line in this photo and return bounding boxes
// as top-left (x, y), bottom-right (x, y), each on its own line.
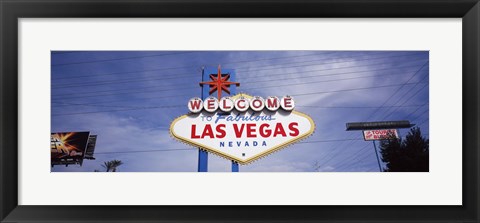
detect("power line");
top-left (52, 52), bottom-right (336, 80)
top-left (366, 166), bottom-right (379, 172)
top-left (51, 51), bottom-right (392, 80)
top-left (240, 63), bottom-right (423, 83)
top-left (337, 121), bottom-right (430, 172)
top-left (416, 118), bottom-right (430, 128)
top-left (298, 104), bottom-right (427, 109)
top-left (337, 144), bottom-right (372, 166)
top-left (55, 65), bottom-right (199, 81)
top-left (52, 104), bottom-right (184, 116)
top-left (53, 59), bottom-right (423, 89)
top-left (93, 138), bottom-right (366, 155)
top-left (54, 80), bottom-right (428, 115)
top-left (337, 154), bottom-right (378, 172)
top-left (334, 145), bottom-right (375, 171)
top-left (229, 52), bottom-right (418, 73)
top-left (52, 55), bottom-right (425, 89)
top-left (52, 73), bottom-right (197, 89)
top-left (321, 64), bottom-right (425, 169)
top-left (52, 99), bottom-right (426, 110)
top-left (51, 81), bottom-right (427, 112)
top-left (320, 135), bottom-right (378, 170)
top-left (53, 67), bottom-right (419, 100)
top-left (52, 52), bottom-right (197, 67)
top-left (404, 104), bottom-right (429, 121)
top-left (315, 136), bottom-right (365, 167)
top-left (380, 78), bottom-right (429, 120)
top-left (94, 148), bottom-right (195, 154)
top-left (310, 62), bottom-right (428, 167)
top-left (291, 81), bottom-right (427, 97)
top-left (235, 52), bottom-right (422, 74)
top-left (363, 61), bottom-right (428, 121)
top-left (52, 63), bottom-right (422, 98)
top-left (64, 94), bottom-right (153, 105)
top-left (412, 110), bottom-right (430, 124)
top-left (313, 135), bottom-right (363, 165)
top-left (413, 108), bottom-right (430, 128)
top-left (298, 138), bottom-right (363, 144)
top-left (312, 62), bottom-right (427, 159)
top-left (52, 102), bottom-right (184, 109)
top-left (53, 85), bottom-right (195, 100)
top-left (378, 74), bottom-right (429, 120)
top-left (242, 72), bottom-right (418, 92)
top-left (315, 143), bottom-right (370, 171)
top-left (53, 93), bottom-right (194, 106)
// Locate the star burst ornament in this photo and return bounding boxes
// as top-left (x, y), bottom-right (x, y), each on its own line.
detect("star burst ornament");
top-left (199, 65), bottom-right (240, 99)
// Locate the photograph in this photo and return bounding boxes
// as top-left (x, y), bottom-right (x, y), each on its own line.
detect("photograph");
top-left (51, 50), bottom-right (429, 172)
top-left (2, 0), bottom-right (478, 221)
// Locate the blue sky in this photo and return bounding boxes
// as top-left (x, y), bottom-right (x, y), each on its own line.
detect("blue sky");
top-left (51, 51), bottom-right (429, 172)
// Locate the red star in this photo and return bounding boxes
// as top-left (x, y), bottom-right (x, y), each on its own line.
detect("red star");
top-left (199, 65), bottom-right (240, 99)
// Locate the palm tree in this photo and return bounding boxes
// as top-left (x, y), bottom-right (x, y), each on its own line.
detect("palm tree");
top-left (110, 160), bottom-right (123, 172)
top-left (102, 159), bottom-right (123, 172)
top-left (102, 161), bottom-right (113, 172)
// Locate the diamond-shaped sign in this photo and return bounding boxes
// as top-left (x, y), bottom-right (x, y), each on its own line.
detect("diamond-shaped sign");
top-left (170, 94), bottom-right (315, 165)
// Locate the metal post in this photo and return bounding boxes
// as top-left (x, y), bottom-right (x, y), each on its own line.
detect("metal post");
top-left (198, 68), bottom-right (208, 172)
top-left (198, 66), bottom-right (239, 172)
top-left (372, 140), bottom-right (383, 172)
top-left (198, 149), bottom-right (208, 172)
top-left (232, 161), bottom-right (239, 172)
top-left (229, 69), bottom-right (238, 172)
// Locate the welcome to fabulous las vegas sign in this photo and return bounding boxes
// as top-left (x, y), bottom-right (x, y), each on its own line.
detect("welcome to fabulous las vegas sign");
top-left (169, 66), bottom-right (315, 165)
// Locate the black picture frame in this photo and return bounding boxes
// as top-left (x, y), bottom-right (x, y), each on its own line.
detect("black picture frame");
top-left (1, 0), bottom-right (478, 222)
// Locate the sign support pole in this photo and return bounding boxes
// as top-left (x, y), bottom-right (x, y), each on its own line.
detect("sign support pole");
top-left (198, 68), bottom-right (208, 172)
top-left (232, 161), bottom-right (239, 172)
top-left (197, 66), bottom-right (240, 172)
top-left (372, 140), bottom-right (383, 172)
top-left (229, 69), bottom-right (239, 172)
top-left (346, 121), bottom-right (416, 172)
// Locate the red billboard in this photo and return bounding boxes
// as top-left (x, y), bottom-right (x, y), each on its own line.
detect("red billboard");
top-left (363, 129), bottom-right (398, 141)
top-left (51, 132), bottom-right (90, 166)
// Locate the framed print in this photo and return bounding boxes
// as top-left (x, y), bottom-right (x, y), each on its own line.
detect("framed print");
top-left (1, 0), bottom-right (479, 222)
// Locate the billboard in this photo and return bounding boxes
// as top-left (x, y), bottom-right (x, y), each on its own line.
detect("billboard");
top-left (170, 94), bottom-right (315, 165)
top-left (51, 132), bottom-right (90, 166)
top-left (363, 129), bottom-right (398, 141)
top-left (346, 121), bottom-right (413, 131)
top-left (84, 135), bottom-right (97, 160)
